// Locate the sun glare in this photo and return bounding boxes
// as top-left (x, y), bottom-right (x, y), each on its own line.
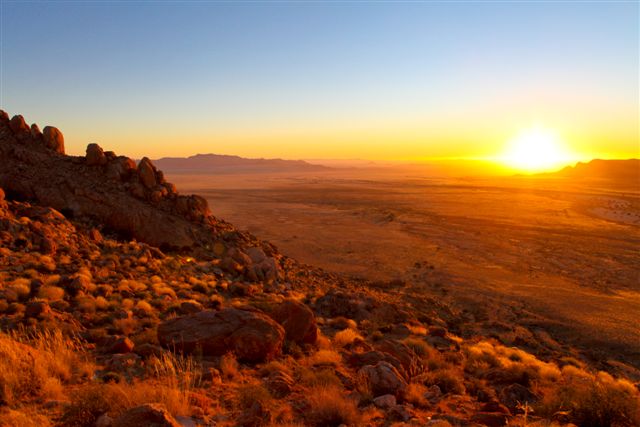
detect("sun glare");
top-left (500, 126), bottom-right (573, 173)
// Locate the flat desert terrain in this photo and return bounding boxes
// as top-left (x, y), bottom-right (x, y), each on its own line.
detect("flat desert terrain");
top-left (171, 169), bottom-right (640, 373)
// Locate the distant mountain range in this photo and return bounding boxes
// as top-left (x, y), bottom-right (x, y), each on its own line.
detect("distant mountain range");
top-left (153, 153), bottom-right (330, 174)
top-left (553, 159), bottom-right (639, 182)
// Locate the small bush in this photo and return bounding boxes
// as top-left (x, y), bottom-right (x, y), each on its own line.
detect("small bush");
top-left (537, 370), bottom-right (640, 427)
top-left (333, 329), bottom-right (363, 348)
top-left (306, 385), bottom-right (361, 427)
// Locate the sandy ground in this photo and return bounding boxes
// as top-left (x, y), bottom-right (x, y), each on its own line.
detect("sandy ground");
top-left (169, 169), bottom-right (640, 369)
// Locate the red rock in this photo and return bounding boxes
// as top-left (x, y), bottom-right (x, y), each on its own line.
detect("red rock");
top-left (138, 157), bottom-right (157, 188)
top-left (157, 308), bottom-right (284, 362)
top-left (9, 115), bottom-right (29, 135)
top-left (358, 361), bottom-right (407, 398)
top-left (30, 123), bottom-right (42, 140)
top-left (108, 336), bottom-right (135, 354)
top-left (24, 301), bottom-right (51, 318)
top-left (112, 403), bottom-right (180, 427)
top-left (42, 126), bottom-right (65, 154)
top-left (86, 143), bottom-right (107, 166)
top-left (271, 299), bottom-right (318, 344)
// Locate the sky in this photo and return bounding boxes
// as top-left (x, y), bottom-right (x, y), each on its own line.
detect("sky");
top-left (1, 1), bottom-right (638, 165)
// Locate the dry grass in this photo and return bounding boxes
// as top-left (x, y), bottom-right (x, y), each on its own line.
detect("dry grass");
top-left (333, 329), bottom-right (363, 348)
top-left (306, 385), bottom-right (361, 427)
top-left (0, 408), bottom-right (52, 427)
top-left (306, 350), bottom-right (342, 367)
top-left (62, 351), bottom-right (200, 426)
top-left (536, 370), bottom-right (640, 427)
top-left (0, 330), bottom-right (93, 405)
top-left (220, 352), bottom-right (240, 380)
top-left (464, 341), bottom-right (561, 385)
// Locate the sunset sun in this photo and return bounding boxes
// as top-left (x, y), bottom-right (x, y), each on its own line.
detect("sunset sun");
top-left (500, 127), bottom-right (573, 173)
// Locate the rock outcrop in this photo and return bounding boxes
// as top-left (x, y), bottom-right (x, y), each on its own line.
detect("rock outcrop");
top-left (0, 110), bottom-right (282, 281)
top-left (157, 308), bottom-right (285, 362)
top-left (271, 299), bottom-right (318, 345)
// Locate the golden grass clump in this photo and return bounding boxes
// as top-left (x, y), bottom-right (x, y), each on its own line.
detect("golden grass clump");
top-left (306, 385), bottom-right (361, 427)
top-left (333, 328), bottom-right (363, 348)
top-left (0, 408), bottom-right (52, 427)
top-left (37, 285), bottom-right (64, 301)
top-left (536, 369), bottom-right (640, 427)
top-left (0, 330), bottom-right (93, 406)
top-left (307, 350), bottom-right (342, 367)
top-left (220, 352), bottom-right (240, 380)
top-left (464, 341), bottom-right (561, 385)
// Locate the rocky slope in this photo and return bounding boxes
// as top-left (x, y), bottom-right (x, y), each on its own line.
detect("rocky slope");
top-left (0, 111), bottom-right (638, 427)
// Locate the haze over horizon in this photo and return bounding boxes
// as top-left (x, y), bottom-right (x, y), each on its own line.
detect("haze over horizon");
top-left (1, 1), bottom-right (638, 168)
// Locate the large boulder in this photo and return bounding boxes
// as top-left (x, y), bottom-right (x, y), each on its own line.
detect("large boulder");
top-left (112, 403), bottom-right (181, 427)
top-left (86, 143), bottom-right (107, 166)
top-left (138, 157), bottom-right (157, 189)
top-left (358, 361), bottom-right (407, 398)
top-left (157, 308), bottom-right (285, 362)
top-left (42, 126), bottom-right (65, 154)
top-left (9, 115), bottom-right (29, 136)
top-left (271, 300), bottom-right (318, 344)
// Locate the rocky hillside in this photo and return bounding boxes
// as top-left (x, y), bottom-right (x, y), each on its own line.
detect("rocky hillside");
top-left (0, 111), bottom-right (638, 427)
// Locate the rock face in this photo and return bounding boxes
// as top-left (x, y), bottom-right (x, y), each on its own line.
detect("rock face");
top-left (0, 110), bottom-right (282, 279)
top-left (157, 308), bottom-right (285, 362)
top-left (358, 361), bottom-right (408, 398)
top-left (42, 126), bottom-right (64, 154)
top-left (271, 299), bottom-right (318, 344)
top-left (112, 403), bottom-right (181, 427)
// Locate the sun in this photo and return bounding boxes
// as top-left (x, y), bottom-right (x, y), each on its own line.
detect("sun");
top-left (500, 126), bottom-right (573, 173)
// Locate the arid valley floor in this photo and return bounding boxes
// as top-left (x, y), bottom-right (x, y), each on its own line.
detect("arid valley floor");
top-left (173, 170), bottom-right (640, 374)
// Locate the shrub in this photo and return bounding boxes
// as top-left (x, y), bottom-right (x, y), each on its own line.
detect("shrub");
top-left (306, 385), bottom-right (361, 427)
top-left (423, 369), bottom-right (465, 395)
top-left (537, 370), bottom-right (640, 427)
top-left (333, 329), bottom-right (363, 348)
top-left (307, 350), bottom-right (342, 367)
top-left (37, 285), bottom-right (64, 301)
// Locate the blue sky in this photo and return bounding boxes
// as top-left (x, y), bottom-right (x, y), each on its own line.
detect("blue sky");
top-left (1, 1), bottom-right (638, 160)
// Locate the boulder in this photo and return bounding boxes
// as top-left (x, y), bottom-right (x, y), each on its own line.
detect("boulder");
top-left (42, 126), bottom-right (65, 154)
top-left (106, 156), bottom-right (136, 181)
top-left (271, 299), bottom-right (318, 345)
top-left (112, 403), bottom-right (181, 427)
top-left (138, 157), bottom-right (157, 189)
top-left (9, 115), bottom-right (29, 135)
top-left (107, 336), bottom-right (135, 354)
top-left (499, 383), bottom-right (539, 412)
top-left (157, 308), bottom-right (285, 362)
top-left (30, 124), bottom-right (42, 140)
top-left (86, 143), bottom-right (107, 166)
top-left (358, 361), bottom-right (407, 398)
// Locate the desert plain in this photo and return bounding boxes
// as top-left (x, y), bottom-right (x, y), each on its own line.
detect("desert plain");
top-left (171, 168), bottom-right (640, 374)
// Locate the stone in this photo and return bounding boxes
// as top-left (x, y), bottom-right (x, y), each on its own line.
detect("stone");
top-left (30, 123), bottom-right (42, 140)
top-left (86, 143), bottom-right (107, 166)
top-left (358, 361), bottom-right (407, 398)
top-left (42, 126), bottom-right (65, 154)
top-left (112, 403), bottom-right (181, 427)
top-left (138, 157), bottom-right (157, 188)
top-left (373, 394), bottom-right (397, 409)
top-left (107, 336), bottom-right (135, 354)
top-left (157, 308), bottom-right (285, 362)
top-left (106, 156), bottom-right (136, 181)
top-left (24, 301), bottom-right (51, 318)
top-left (499, 383), bottom-right (539, 412)
top-left (9, 115), bottom-right (29, 135)
top-left (271, 299), bottom-right (318, 345)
